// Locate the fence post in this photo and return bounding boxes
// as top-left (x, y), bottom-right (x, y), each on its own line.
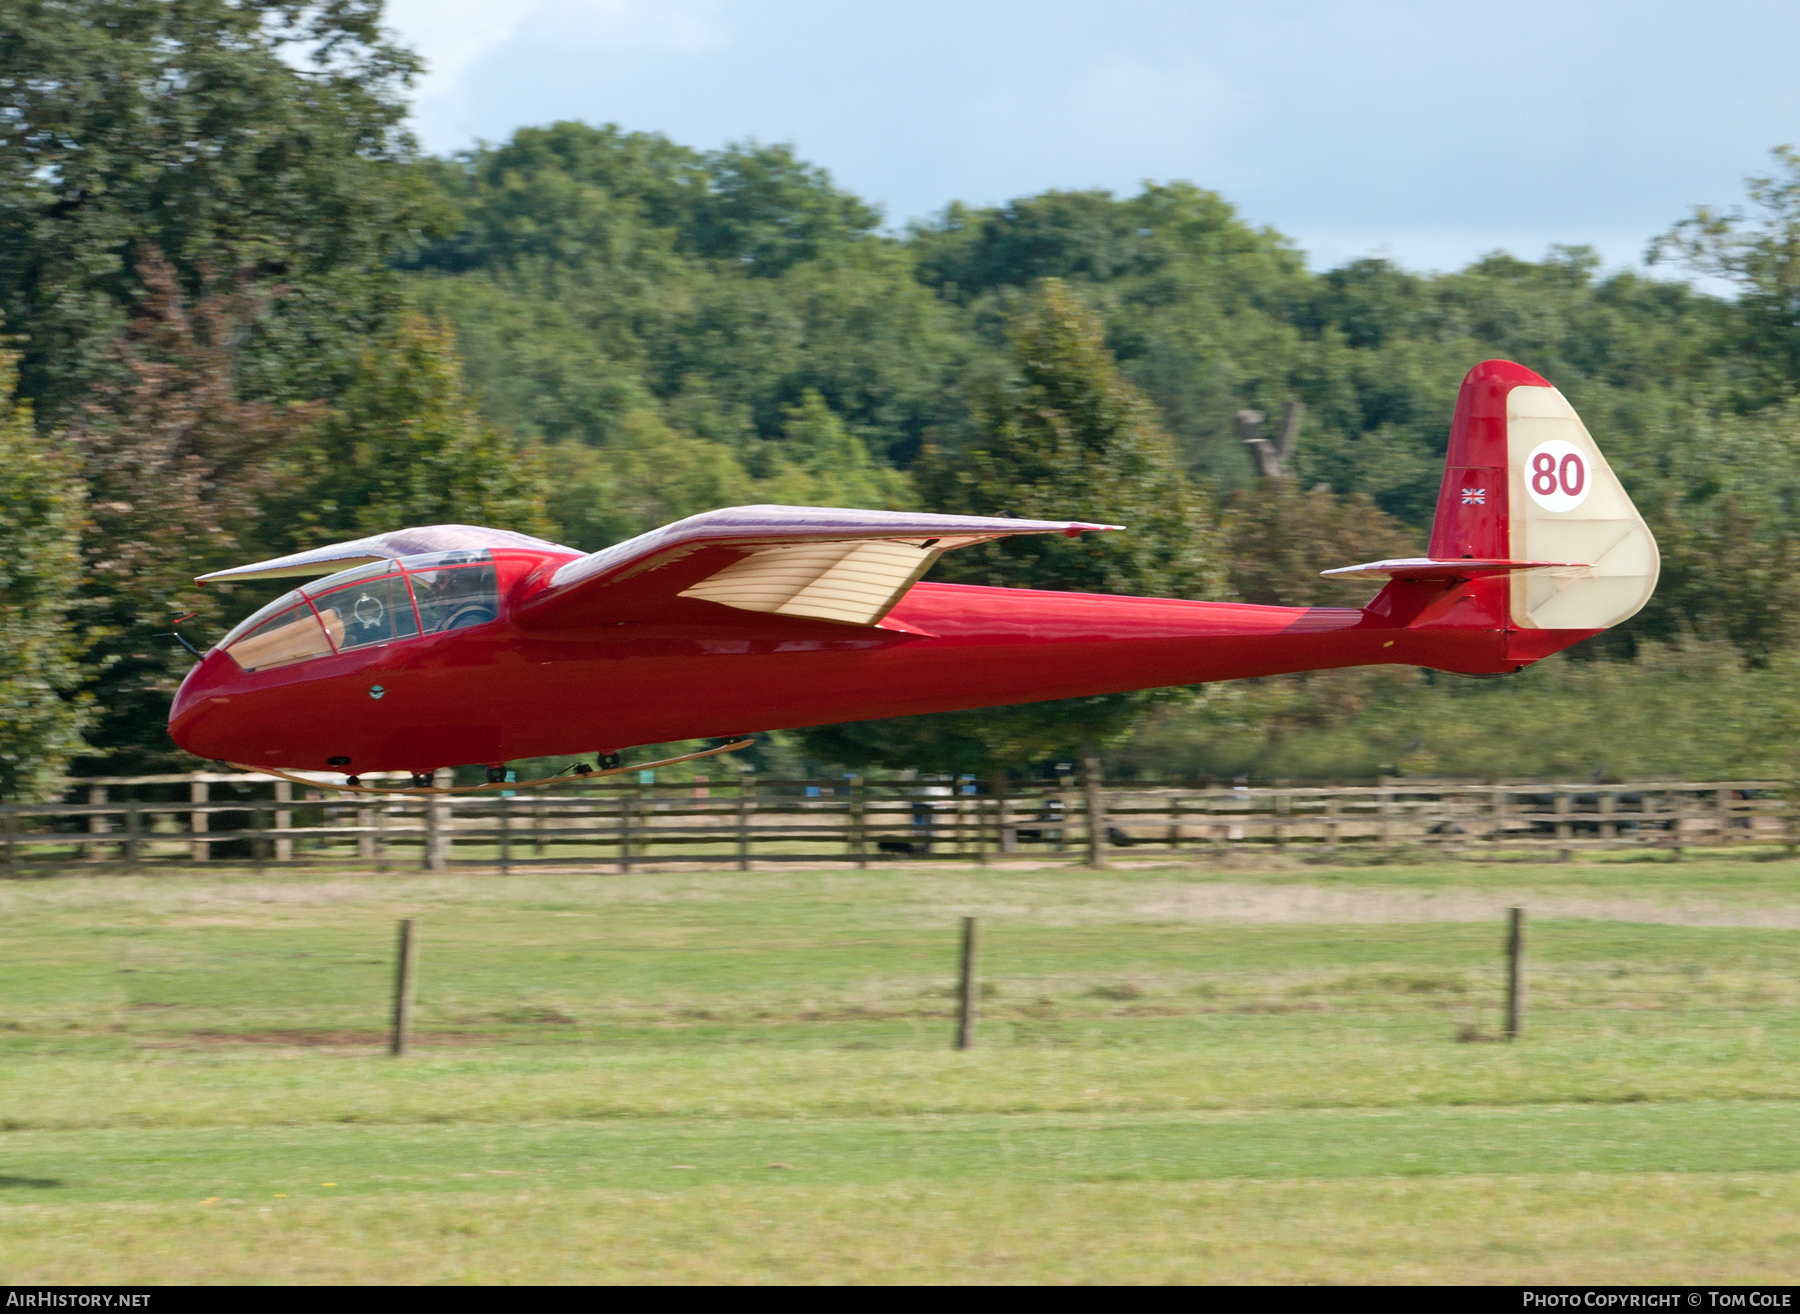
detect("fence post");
top-left (123, 802), bottom-right (141, 872)
top-left (1378, 777), bottom-right (1395, 850)
top-left (391, 919), bottom-right (418, 1056)
top-left (737, 771), bottom-right (755, 871)
top-left (189, 778), bottom-right (209, 864)
top-left (1553, 789), bottom-right (1571, 849)
top-left (4, 805), bottom-right (16, 874)
top-left (373, 795), bottom-right (388, 873)
top-left (274, 780), bottom-right (294, 864)
top-left (499, 795), bottom-right (512, 875)
top-left (422, 783), bottom-right (438, 872)
top-left (1505, 907), bottom-right (1525, 1040)
top-left (1274, 783), bottom-right (1289, 851)
top-left (851, 775), bottom-right (867, 869)
top-left (357, 795), bottom-right (376, 864)
top-left (955, 915), bottom-right (979, 1051)
top-left (424, 770), bottom-right (452, 870)
top-left (1081, 746), bottom-right (1107, 869)
top-left (618, 784), bottom-right (633, 874)
top-left (87, 784), bottom-right (108, 863)
top-left (997, 775), bottom-right (1014, 854)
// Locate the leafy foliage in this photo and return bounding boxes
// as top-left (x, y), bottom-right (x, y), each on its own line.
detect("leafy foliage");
top-left (0, 0), bottom-right (439, 424)
top-left (1113, 641), bottom-right (1800, 784)
top-left (802, 281), bottom-right (1223, 772)
top-left (545, 391), bottom-right (913, 553)
top-left (264, 313), bottom-right (555, 550)
top-left (1652, 145), bottom-right (1800, 407)
top-left (70, 254), bottom-right (322, 771)
top-left (0, 339), bottom-right (88, 798)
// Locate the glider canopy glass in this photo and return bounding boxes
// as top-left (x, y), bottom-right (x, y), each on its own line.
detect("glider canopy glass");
top-left (400, 550), bottom-right (500, 633)
top-left (309, 569), bottom-right (421, 652)
top-left (220, 592), bottom-right (335, 672)
top-left (220, 550), bottom-right (500, 671)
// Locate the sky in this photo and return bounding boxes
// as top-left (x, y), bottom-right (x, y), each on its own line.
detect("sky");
top-left (382, 0), bottom-right (1800, 276)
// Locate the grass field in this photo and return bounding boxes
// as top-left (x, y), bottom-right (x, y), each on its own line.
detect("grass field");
top-left (3, 853), bottom-right (1799, 1283)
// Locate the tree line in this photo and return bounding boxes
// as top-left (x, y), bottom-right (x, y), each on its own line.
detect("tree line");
top-left (3, 1), bottom-right (1798, 794)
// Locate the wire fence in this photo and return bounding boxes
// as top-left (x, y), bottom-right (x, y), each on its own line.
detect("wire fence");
top-left (3, 771), bottom-right (1793, 874)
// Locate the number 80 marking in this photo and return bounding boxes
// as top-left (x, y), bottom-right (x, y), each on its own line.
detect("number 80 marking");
top-left (1524, 439), bottom-right (1591, 512)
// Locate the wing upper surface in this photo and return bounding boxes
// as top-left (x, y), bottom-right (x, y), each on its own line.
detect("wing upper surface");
top-left (516, 504), bottom-right (1120, 632)
top-left (195, 525), bottom-right (577, 584)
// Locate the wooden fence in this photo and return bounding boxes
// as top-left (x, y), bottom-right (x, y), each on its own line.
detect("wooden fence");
top-left (2, 771), bottom-right (1793, 874)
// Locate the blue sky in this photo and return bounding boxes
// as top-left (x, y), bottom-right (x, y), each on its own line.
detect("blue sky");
top-left (384, 0), bottom-right (1799, 276)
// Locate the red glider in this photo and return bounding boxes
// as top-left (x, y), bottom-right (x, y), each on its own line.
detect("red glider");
top-left (169, 360), bottom-right (1658, 782)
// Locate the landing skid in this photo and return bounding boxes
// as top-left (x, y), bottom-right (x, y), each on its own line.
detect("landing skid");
top-left (230, 739), bottom-right (755, 796)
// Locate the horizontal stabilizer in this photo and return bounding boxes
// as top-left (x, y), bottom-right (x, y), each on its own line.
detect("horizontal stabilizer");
top-left (1322, 557), bottom-right (1588, 582)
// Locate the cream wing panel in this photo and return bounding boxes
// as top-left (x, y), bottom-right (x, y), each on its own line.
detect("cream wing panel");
top-left (1506, 386), bottom-right (1659, 630)
top-left (678, 539), bottom-right (941, 626)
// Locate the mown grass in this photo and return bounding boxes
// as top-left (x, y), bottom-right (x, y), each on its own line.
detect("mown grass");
top-left (2, 857), bottom-right (1798, 1282)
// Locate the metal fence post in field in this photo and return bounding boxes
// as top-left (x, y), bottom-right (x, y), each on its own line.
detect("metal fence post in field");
top-left (955, 916), bottom-right (979, 1051)
top-left (391, 918), bottom-right (419, 1056)
top-left (1505, 907), bottom-right (1525, 1040)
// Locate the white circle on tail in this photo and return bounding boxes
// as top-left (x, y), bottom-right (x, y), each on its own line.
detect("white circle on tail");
top-left (1524, 439), bottom-right (1590, 513)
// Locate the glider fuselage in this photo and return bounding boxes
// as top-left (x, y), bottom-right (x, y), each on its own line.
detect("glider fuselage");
top-left (168, 553), bottom-right (1588, 775)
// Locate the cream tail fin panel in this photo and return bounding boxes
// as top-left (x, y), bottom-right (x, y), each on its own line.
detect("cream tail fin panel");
top-left (1506, 386), bottom-right (1659, 630)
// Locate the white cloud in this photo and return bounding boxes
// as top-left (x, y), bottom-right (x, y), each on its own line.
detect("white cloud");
top-left (388, 0), bottom-right (727, 150)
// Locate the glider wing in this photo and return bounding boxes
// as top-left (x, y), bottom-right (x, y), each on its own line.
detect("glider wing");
top-left (513, 504), bottom-right (1120, 632)
top-left (194, 526), bottom-right (577, 585)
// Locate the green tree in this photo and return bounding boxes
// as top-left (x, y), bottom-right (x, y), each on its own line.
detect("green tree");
top-left (0, 0), bottom-right (439, 423)
top-left (756, 389), bottom-right (914, 508)
top-left (0, 339), bottom-right (88, 798)
top-left (803, 280), bottom-right (1223, 862)
top-left (1222, 482), bottom-right (1415, 608)
top-left (71, 253), bottom-right (322, 771)
top-left (545, 413), bottom-right (755, 552)
top-left (265, 314), bottom-right (556, 549)
top-left (1652, 146), bottom-right (1800, 405)
top-left (544, 393), bottom-right (912, 553)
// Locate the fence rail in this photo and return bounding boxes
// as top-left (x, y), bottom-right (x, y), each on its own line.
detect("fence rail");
top-left (3, 772), bottom-right (1793, 874)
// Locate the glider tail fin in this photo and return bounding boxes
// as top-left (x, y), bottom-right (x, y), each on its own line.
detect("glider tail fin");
top-left (1325, 359), bottom-right (1659, 640)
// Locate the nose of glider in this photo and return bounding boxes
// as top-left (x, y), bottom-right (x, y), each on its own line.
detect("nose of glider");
top-left (167, 648), bottom-right (237, 761)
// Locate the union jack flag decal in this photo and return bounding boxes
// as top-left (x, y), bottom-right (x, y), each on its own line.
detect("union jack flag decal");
top-left (1461, 488), bottom-right (1487, 505)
